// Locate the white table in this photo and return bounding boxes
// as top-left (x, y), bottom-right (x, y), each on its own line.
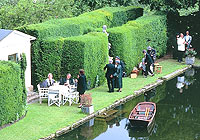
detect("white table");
top-left (48, 85), bottom-right (70, 107)
top-left (48, 85), bottom-right (78, 106)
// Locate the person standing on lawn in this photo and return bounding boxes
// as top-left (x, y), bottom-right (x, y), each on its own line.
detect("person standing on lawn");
top-left (104, 59), bottom-right (115, 92)
top-left (177, 33), bottom-right (186, 62)
top-left (77, 69), bottom-right (87, 108)
top-left (143, 50), bottom-right (154, 78)
top-left (114, 60), bottom-right (123, 92)
top-left (184, 31), bottom-right (192, 49)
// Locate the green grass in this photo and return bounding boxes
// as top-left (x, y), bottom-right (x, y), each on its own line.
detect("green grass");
top-left (0, 59), bottom-right (188, 140)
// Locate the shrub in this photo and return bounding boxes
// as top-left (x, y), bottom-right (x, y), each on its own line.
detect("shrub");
top-left (18, 6), bottom-right (143, 39)
top-left (18, 6), bottom-right (143, 88)
top-left (31, 38), bottom-right (63, 87)
top-left (108, 13), bottom-right (167, 75)
top-left (0, 61), bottom-right (25, 126)
top-left (61, 32), bottom-right (109, 89)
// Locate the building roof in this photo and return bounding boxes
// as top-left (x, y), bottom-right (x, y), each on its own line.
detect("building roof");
top-left (0, 29), bottom-right (36, 41)
top-left (0, 29), bottom-right (13, 41)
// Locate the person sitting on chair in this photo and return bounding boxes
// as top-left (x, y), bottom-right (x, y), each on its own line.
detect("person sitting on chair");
top-left (44, 73), bottom-right (55, 88)
top-left (60, 73), bottom-right (75, 86)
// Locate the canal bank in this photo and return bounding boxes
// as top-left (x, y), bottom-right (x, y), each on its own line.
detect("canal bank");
top-left (0, 59), bottom-right (199, 140)
top-left (40, 59), bottom-right (196, 140)
top-left (57, 66), bottom-right (200, 140)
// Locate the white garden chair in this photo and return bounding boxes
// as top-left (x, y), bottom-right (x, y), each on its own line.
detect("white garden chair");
top-left (37, 84), bottom-right (48, 104)
top-left (48, 89), bottom-right (60, 107)
top-left (63, 85), bottom-right (79, 106)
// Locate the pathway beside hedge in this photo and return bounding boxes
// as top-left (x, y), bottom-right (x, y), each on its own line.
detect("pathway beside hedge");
top-left (0, 59), bottom-right (199, 140)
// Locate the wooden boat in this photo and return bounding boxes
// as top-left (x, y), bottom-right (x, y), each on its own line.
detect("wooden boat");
top-left (129, 102), bottom-right (156, 127)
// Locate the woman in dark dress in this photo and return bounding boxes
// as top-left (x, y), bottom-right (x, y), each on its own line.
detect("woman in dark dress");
top-left (77, 69), bottom-right (87, 107)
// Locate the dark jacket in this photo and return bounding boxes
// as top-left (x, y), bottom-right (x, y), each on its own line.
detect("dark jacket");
top-left (59, 78), bottom-right (74, 85)
top-left (104, 64), bottom-right (115, 78)
top-left (145, 53), bottom-right (153, 65)
top-left (77, 74), bottom-right (87, 94)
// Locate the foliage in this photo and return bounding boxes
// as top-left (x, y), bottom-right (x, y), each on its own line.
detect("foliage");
top-left (61, 32), bottom-right (109, 89)
top-left (31, 38), bottom-right (63, 88)
top-left (71, 0), bottom-right (141, 16)
top-left (138, 0), bottom-right (198, 12)
top-left (0, 0), bottom-right (73, 29)
top-left (108, 13), bottom-right (167, 75)
top-left (18, 6), bottom-right (143, 39)
top-left (18, 53), bottom-right (27, 106)
top-left (185, 48), bottom-right (197, 57)
top-left (18, 6), bottom-right (143, 88)
top-left (0, 61), bottom-right (25, 126)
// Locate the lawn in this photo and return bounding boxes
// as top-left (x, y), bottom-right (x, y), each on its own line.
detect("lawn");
top-left (0, 59), bottom-right (190, 140)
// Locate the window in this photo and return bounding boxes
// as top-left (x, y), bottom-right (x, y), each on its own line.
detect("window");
top-left (8, 53), bottom-right (18, 62)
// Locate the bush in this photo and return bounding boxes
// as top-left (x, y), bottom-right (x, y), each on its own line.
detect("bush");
top-left (108, 13), bottom-right (167, 75)
top-left (18, 6), bottom-right (143, 88)
top-left (31, 38), bottom-right (63, 87)
top-left (18, 6), bottom-right (143, 39)
top-left (61, 32), bottom-right (109, 89)
top-left (0, 61), bottom-right (25, 126)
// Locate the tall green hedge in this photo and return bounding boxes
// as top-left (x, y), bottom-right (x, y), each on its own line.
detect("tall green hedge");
top-left (61, 32), bottom-right (108, 88)
top-left (108, 13), bottom-right (167, 75)
top-left (18, 6), bottom-right (143, 39)
top-left (21, 6), bottom-right (143, 88)
top-left (32, 32), bottom-right (108, 89)
top-left (0, 61), bottom-right (25, 126)
top-left (31, 38), bottom-right (63, 86)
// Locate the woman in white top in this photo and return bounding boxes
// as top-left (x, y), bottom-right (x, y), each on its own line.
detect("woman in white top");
top-left (177, 33), bottom-right (185, 62)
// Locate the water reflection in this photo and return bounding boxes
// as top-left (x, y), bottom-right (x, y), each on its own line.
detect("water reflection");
top-left (176, 68), bottom-right (195, 93)
top-left (56, 68), bottom-right (200, 140)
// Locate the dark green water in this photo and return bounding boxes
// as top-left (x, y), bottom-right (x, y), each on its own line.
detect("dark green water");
top-left (56, 68), bottom-right (200, 140)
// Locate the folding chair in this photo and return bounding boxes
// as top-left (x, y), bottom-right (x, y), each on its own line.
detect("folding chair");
top-left (37, 84), bottom-right (48, 104)
top-left (48, 89), bottom-right (60, 107)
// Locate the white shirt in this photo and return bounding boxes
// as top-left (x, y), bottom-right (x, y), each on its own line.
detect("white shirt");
top-left (177, 37), bottom-right (185, 51)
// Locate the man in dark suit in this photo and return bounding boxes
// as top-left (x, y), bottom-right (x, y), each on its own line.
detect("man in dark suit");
top-left (143, 50), bottom-right (154, 78)
top-left (59, 73), bottom-right (75, 86)
top-left (104, 59), bottom-right (115, 92)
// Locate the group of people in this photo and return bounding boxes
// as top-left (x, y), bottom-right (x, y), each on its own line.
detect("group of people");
top-left (175, 31), bottom-right (192, 62)
top-left (140, 46), bottom-right (156, 78)
top-left (104, 56), bottom-right (125, 93)
top-left (40, 69), bottom-right (87, 107)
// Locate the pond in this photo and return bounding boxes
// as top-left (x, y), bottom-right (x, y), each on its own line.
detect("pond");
top-left (56, 67), bottom-right (200, 140)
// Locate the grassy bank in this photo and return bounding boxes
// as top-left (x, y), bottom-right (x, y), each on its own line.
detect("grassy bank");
top-left (0, 59), bottom-right (191, 140)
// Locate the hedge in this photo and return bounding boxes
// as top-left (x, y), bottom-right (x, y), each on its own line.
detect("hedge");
top-left (31, 38), bottom-right (63, 86)
top-left (18, 6), bottom-right (143, 39)
top-left (22, 6), bottom-right (143, 88)
top-left (31, 32), bottom-right (108, 89)
top-left (61, 32), bottom-right (109, 89)
top-left (0, 61), bottom-right (25, 126)
top-left (108, 13), bottom-right (167, 75)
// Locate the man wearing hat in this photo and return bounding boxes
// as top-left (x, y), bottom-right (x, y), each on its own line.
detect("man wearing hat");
top-left (104, 59), bottom-right (115, 92)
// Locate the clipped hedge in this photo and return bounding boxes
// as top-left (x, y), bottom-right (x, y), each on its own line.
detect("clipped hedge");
top-left (108, 13), bottom-right (167, 75)
top-left (23, 6), bottom-right (143, 88)
top-left (61, 32), bottom-right (108, 88)
top-left (32, 32), bottom-right (108, 89)
top-left (31, 38), bottom-right (63, 86)
top-left (0, 61), bottom-right (25, 126)
top-left (18, 6), bottom-right (143, 39)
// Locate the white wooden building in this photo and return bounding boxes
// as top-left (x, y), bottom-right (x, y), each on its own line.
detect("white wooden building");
top-left (0, 29), bottom-right (36, 91)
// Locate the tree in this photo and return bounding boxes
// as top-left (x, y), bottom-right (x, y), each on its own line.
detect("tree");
top-left (138, 0), bottom-right (199, 12)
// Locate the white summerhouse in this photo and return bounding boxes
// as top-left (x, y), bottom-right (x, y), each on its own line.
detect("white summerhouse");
top-left (0, 29), bottom-right (36, 91)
